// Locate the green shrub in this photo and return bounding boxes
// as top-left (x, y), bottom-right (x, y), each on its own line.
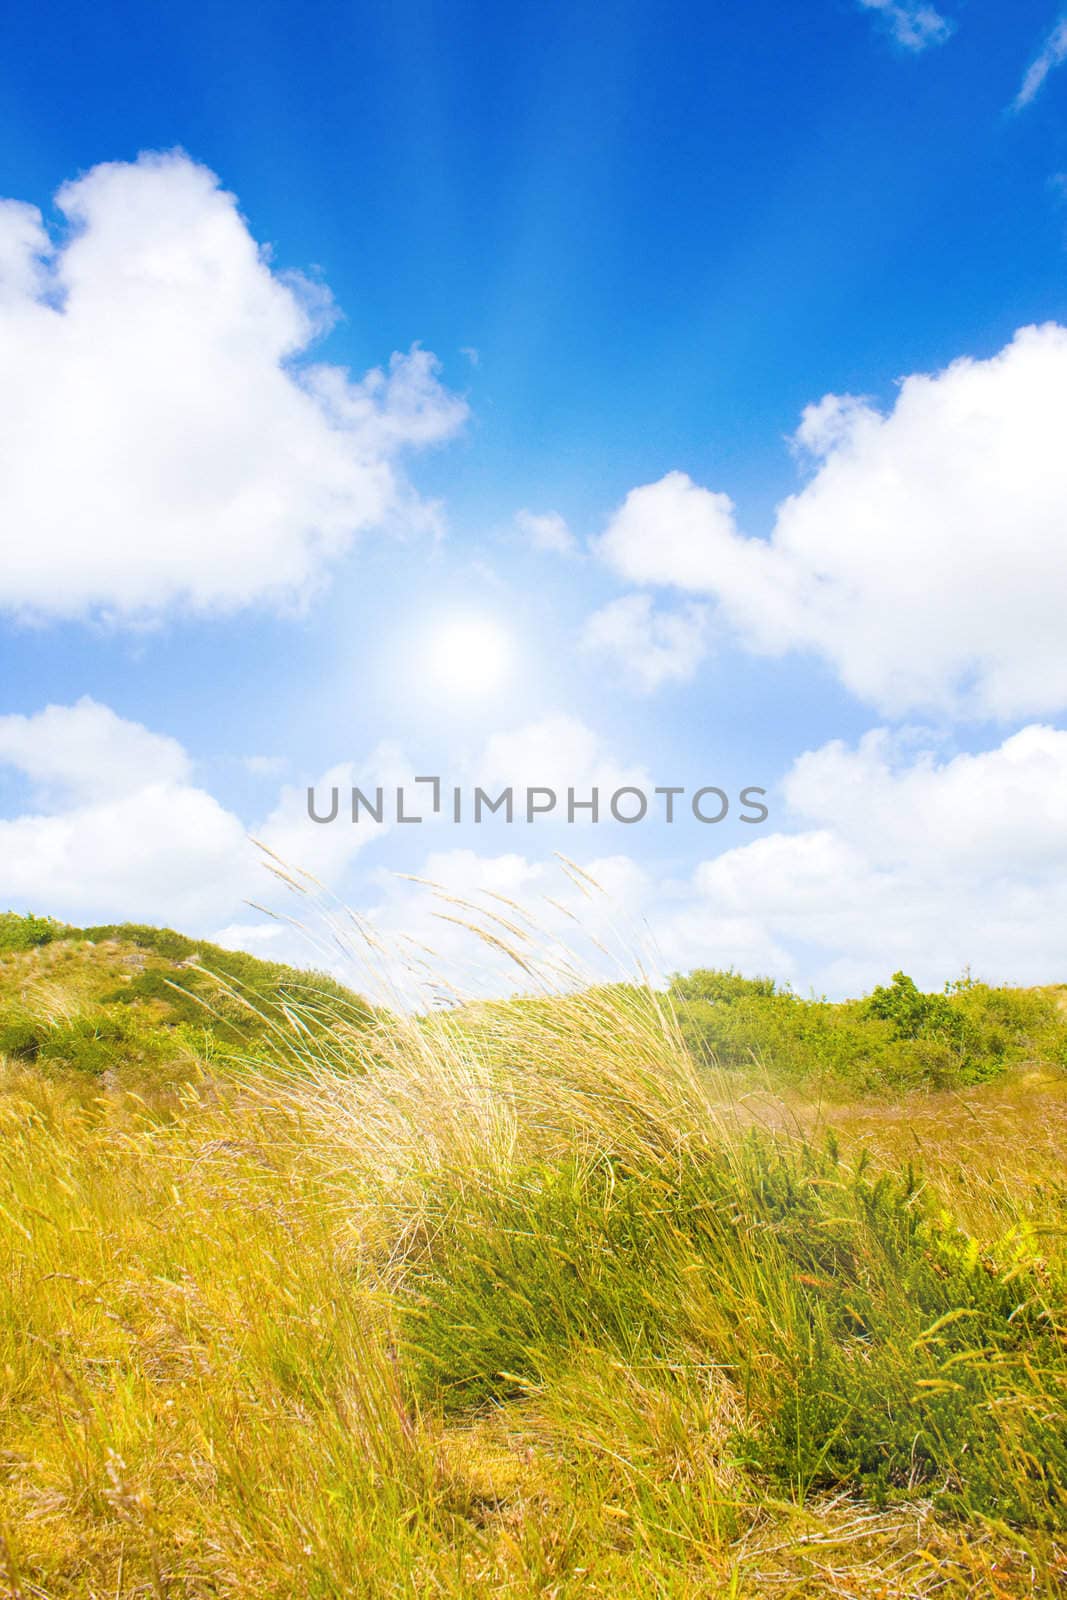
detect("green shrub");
top-left (862, 970), bottom-right (970, 1044)
top-left (404, 1136), bottom-right (1067, 1526)
top-left (0, 912), bottom-right (60, 953)
top-left (670, 981), bottom-right (921, 1091)
top-left (0, 1015), bottom-right (44, 1060)
top-left (1, 916), bottom-right (376, 1038)
top-left (670, 968), bottom-right (779, 1005)
top-left (36, 1013), bottom-right (131, 1075)
top-left (952, 980), bottom-right (1067, 1069)
top-left (100, 955), bottom-right (376, 1049)
top-left (669, 967), bottom-right (1067, 1095)
top-left (0, 915), bottom-right (379, 1086)
top-left (74, 922), bottom-right (199, 960)
top-left (0, 1002), bottom-right (210, 1081)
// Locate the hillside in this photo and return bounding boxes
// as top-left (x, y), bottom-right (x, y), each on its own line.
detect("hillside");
top-left (0, 915), bottom-right (1064, 1597)
top-left (0, 911), bottom-right (378, 1090)
top-left (4, 910), bottom-right (1066, 1100)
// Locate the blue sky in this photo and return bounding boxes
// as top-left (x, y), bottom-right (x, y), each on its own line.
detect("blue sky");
top-left (1, 1), bottom-right (1067, 1000)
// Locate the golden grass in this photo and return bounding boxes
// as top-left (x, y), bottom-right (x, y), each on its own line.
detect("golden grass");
top-left (0, 934), bottom-right (1064, 1597)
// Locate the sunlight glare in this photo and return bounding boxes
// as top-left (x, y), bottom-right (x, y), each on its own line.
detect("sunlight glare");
top-left (425, 614), bottom-right (513, 698)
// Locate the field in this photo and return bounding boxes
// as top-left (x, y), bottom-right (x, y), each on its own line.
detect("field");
top-left (0, 914), bottom-right (1064, 1598)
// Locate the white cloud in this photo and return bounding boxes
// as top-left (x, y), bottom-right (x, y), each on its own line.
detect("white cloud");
top-left (344, 723), bottom-right (1067, 1002)
top-left (0, 701), bottom-right (250, 927)
top-left (784, 723), bottom-right (1067, 873)
top-left (243, 755), bottom-right (289, 779)
top-left (0, 702), bottom-right (663, 944)
top-left (0, 700), bottom-right (390, 930)
top-left (2, 702), bottom-right (1065, 1002)
top-left (856, 0), bottom-right (953, 52)
top-left (596, 325), bottom-right (1067, 719)
top-left (580, 593), bottom-right (709, 692)
top-left (211, 920), bottom-right (294, 954)
top-left (256, 741), bottom-right (410, 885)
top-left (0, 790), bottom-right (251, 930)
top-left (514, 508), bottom-right (576, 554)
top-left (1015, 17), bottom-right (1067, 109)
top-left (0, 697), bottom-right (190, 801)
top-left (478, 713), bottom-right (650, 807)
top-left (0, 152), bottom-right (467, 623)
top-left (683, 724), bottom-right (1067, 994)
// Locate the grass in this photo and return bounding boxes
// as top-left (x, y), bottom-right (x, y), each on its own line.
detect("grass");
top-left (0, 917), bottom-right (380, 1088)
top-left (0, 919), bottom-right (1064, 1596)
top-left (670, 966), bottom-right (1067, 1094)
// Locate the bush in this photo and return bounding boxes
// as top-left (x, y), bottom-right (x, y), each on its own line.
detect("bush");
top-left (670, 968), bottom-right (779, 1005)
top-left (0, 1002), bottom-right (211, 1081)
top-left (74, 922), bottom-right (199, 960)
top-left (0, 916), bottom-right (380, 1087)
top-left (953, 980), bottom-right (1067, 1069)
top-left (862, 970), bottom-right (970, 1045)
top-left (36, 1013), bottom-right (132, 1075)
top-left (669, 967), bottom-right (1067, 1095)
top-left (100, 951), bottom-right (377, 1049)
top-left (0, 1015), bottom-right (44, 1060)
top-left (0, 912), bottom-right (60, 953)
top-left (1, 917), bottom-right (376, 1036)
top-left (404, 1136), bottom-right (1067, 1526)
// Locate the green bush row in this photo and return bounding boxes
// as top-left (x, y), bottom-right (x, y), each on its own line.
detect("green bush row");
top-left (669, 968), bottom-right (1067, 1093)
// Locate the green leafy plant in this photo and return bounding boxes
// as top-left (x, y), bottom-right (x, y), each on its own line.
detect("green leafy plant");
top-left (670, 967), bottom-right (1067, 1094)
top-left (0, 911), bottom-right (60, 952)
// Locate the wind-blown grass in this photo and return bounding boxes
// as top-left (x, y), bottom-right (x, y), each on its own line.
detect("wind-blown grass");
top-left (0, 914), bottom-right (1064, 1596)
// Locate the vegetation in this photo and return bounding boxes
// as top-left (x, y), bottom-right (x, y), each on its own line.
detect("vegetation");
top-left (0, 921), bottom-right (1064, 1595)
top-left (0, 910), bottom-right (62, 951)
top-left (0, 916), bottom-right (379, 1085)
top-left (671, 965), bottom-right (1067, 1094)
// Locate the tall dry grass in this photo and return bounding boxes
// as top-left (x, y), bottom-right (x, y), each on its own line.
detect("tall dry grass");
top-left (0, 885), bottom-right (1064, 1597)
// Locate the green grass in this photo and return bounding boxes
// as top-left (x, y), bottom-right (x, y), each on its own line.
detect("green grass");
top-left (0, 925), bottom-right (1064, 1595)
top-left (405, 1137), bottom-right (1065, 1526)
top-left (0, 914), bottom-right (381, 1085)
top-left (0, 910), bottom-right (62, 951)
top-left (671, 966), bottom-right (1067, 1093)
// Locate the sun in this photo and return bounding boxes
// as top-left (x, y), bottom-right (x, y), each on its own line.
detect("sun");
top-left (424, 614), bottom-right (513, 698)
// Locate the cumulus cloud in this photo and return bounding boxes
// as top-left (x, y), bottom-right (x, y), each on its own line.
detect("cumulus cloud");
top-left (0, 152), bottom-right (467, 622)
top-left (242, 755), bottom-right (289, 779)
top-left (580, 593), bottom-right (709, 692)
top-left (0, 703), bottom-right (655, 940)
top-left (0, 698), bottom-right (190, 801)
top-left (346, 723), bottom-right (1067, 1002)
top-left (684, 723), bottom-right (1067, 994)
top-left (0, 699), bottom-right (390, 929)
top-left (0, 701), bottom-right (250, 926)
top-left (856, 0), bottom-right (954, 52)
top-left (1015, 17), bottom-right (1067, 109)
top-left (478, 713), bottom-right (650, 806)
top-left (0, 791), bottom-right (250, 930)
top-left (596, 325), bottom-right (1067, 719)
top-left (255, 742), bottom-right (410, 884)
top-left (514, 508), bottom-right (576, 554)
top-left (784, 724), bottom-right (1067, 873)
top-left (5, 702), bottom-right (1065, 1002)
